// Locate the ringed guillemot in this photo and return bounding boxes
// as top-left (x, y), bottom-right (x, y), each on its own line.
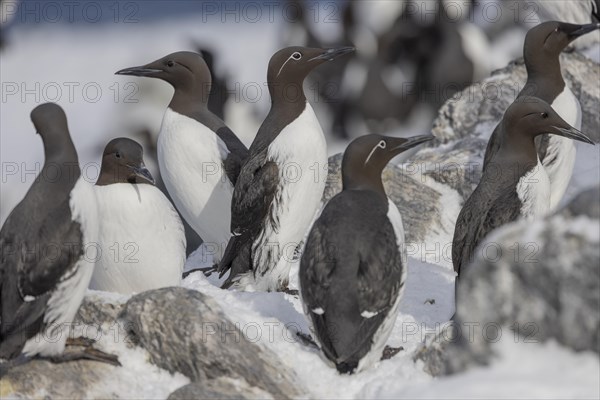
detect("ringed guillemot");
top-left (483, 21), bottom-right (600, 210)
top-left (0, 103), bottom-right (119, 368)
top-left (90, 138), bottom-right (186, 294)
top-left (454, 96), bottom-right (595, 277)
top-left (300, 133), bottom-right (434, 373)
top-left (116, 51), bottom-right (248, 266)
top-left (218, 46), bottom-right (355, 291)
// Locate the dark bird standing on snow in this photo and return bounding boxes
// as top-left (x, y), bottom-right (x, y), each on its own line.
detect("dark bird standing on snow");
top-left (454, 97), bottom-right (595, 276)
top-left (116, 52), bottom-right (248, 264)
top-left (0, 103), bottom-right (118, 367)
top-left (218, 46), bottom-right (355, 291)
top-left (300, 133), bottom-right (433, 373)
top-left (483, 21), bottom-right (600, 210)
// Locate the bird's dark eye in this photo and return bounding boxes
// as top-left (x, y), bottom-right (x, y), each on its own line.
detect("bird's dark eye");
top-left (167, 60), bottom-right (175, 67)
top-left (115, 152), bottom-right (121, 159)
top-left (291, 52), bottom-right (302, 60)
top-left (541, 112), bottom-right (548, 119)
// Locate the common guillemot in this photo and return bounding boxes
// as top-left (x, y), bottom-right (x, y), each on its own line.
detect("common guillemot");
top-left (454, 97), bottom-right (594, 276)
top-left (483, 21), bottom-right (600, 210)
top-left (218, 46), bottom-right (355, 291)
top-left (116, 51), bottom-right (248, 265)
top-left (90, 138), bottom-right (186, 294)
top-left (0, 103), bottom-right (119, 367)
top-left (300, 133), bottom-right (433, 373)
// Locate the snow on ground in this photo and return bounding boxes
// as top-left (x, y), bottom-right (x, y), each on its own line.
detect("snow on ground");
top-left (183, 247), bottom-right (599, 399)
top-left (78, 292), bottom-right (190, 399)
top-left (182, 255), bottom-right (452, 399)
top-left (87, 334), bottom-right (190, 399)
top-left (380, 339), bottom-right (600, 400)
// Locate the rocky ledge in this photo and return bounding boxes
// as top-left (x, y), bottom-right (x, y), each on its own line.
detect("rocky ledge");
top-left (1, 288), bottom-right (303, 399)
top-left (415, 186), bottom-right (600, 376)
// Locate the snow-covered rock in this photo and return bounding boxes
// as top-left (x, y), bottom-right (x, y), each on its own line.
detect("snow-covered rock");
top-left (121, 287), bottom-right (303, 399)
top-left (0, 288), bottom-right (302, 399)
top-left (415, 186), bottom-right (600, 376)
top-left (168, 378), bottom-right (272, 400)
top-left (1, 291), bottom-right (187, 399)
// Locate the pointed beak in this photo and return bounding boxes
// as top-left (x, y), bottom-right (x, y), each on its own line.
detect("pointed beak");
top-left (551, 126), bottom-right (595, 145)
top-left (128, 164), bottom-right (155, 185)
top-left (115, 62), bottom-right (163, 77)
top-left (569, 23), bottom-right (600, 38)
top-left (310, 46), bottom-right (355, 62)
top-left (391, 134), bottom-right (435, 153)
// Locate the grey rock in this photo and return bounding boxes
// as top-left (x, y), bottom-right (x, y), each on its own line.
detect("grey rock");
top-left (0, 358), bottom-right (115, 399)
top-left (416, 187), bottom-right (600, 375)
top-left (120, 287), bottom-right (303, 399)
top-left (1, 288), bottom-right (304, 399)
top-left (412, 137), bottom-right (487, 203)
top-left (1, 295), bottom-right (126, 399)
top-left (559, 185), bottom-right (600, 219)
top-left (168, 378), bottom-right (272, 400)
top-left (75, 292), bottom-right (126, 327)
top-left (323, 153), bottom-right (444, 243)
top-left (429, 52), bottom-right (600, 146)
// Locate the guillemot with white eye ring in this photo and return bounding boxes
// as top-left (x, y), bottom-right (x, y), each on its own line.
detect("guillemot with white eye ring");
top-left (218, 46), bottom-right (355, 292)
top-left (300, 133), bottom-right (433, 374)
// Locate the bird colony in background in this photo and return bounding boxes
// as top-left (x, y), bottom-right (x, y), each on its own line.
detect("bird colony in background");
top-left (0, 19), bottom-right (598, 375)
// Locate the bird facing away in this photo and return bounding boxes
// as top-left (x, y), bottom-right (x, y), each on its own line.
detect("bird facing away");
top-left (454, 96), bottom-right (594, 276)
top-left (483, 21), bottom-right (600, 209)
top-left (300, 133), bottom-right (434, 373)
top-left (0, 103), bottom-right (118, 367)
top-left (90, 138), bottom-right (186, 294)
top-left (218, 46), bottom-right (355, 291)
top-left (116, 51), bottom-right (248, 265)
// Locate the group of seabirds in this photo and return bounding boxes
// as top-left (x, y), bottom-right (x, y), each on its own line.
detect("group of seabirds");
top-left (0, 18), bottom-right (598, 376)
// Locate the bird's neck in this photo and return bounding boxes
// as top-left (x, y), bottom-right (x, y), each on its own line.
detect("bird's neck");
top-left (169, 85), bottom-right (210, 117)
top-left (496, 123), bottom-right (539, 172)
top-left (342, 170), bottom-right (387, 201)
top-left (269, 78), bottom-right (307, 109)
top-left (525, 54), bottom-right (565, 94)
top-left (42, 140), bottom-right (81, 188)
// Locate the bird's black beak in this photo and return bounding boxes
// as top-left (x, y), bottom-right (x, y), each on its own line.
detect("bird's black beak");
top-left (128, 164), bottom-right (155, 185)
top-left (116, 61), bottom-right (163, 77)
top-left (310, 46), bottom-right (355, 62)
top-left (569, 23), bottom-right (600, 38)
top-left (390, 134), bottom-right (435, 153)
top-left (550, 125), bottom-right (595, 145)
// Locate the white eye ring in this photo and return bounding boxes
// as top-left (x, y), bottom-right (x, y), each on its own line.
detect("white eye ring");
top-left (292, 52), bottom-right (302, 60)
top-left (364, 140), bottom-right (387, 165)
